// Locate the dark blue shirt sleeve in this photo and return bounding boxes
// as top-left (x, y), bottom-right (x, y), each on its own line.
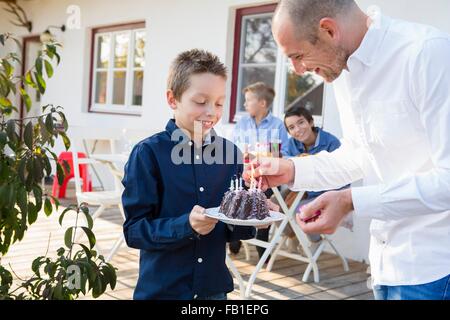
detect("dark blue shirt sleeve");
top-left (327, 137), bottom-right (342, 152)
top-left (122, 143), bottom-right (194, 251)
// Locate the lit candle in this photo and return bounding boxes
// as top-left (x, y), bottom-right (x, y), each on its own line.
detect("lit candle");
top-left (235, 176), bottom-right (239, 191)
top-left (239, 177), bottom-right (243, 190)
top-left (250, 163), bottom-right (255, 190)
top-left (230, 179), bottom-right (234, 191)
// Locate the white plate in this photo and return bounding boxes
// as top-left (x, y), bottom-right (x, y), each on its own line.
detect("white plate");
top-left (204, 207), bottom-right (285, 226)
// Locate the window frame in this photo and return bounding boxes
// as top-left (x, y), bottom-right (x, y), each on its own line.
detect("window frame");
top-left (88, 21), bottom-right (146, 116)
top-left (229, 4), bottom-right (325, 127)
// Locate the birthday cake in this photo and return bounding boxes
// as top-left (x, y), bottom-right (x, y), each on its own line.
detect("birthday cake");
top-left (219, 176), bottom-right (270, 220)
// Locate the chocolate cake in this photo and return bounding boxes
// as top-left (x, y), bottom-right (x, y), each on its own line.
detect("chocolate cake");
top-left (219, 188), bottom-right (270, 220)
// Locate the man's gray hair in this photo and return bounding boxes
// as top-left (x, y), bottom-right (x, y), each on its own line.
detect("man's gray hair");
top-left (276, 0), bottom-right (356, 44)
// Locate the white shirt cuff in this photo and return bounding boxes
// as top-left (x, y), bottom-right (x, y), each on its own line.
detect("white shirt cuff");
top-left (352, 185), bottom-right (385, 220)
top-left (288, 157), bottom-right (316, 191)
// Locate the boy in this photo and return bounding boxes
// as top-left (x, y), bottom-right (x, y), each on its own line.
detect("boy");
top-left (122, 49), bottom-right (263, 300)
top-left (230, 82), bottom-right (289, 258)
top-left (233, 82), bottom-right (289, 156)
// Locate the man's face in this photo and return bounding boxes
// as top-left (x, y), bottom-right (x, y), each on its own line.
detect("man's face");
top-left (273, 17), bottom-right (348, 83)
top-left (168, 73), bottom-right (225, 138)
top-left (244, 91), bottom-right (266, 117)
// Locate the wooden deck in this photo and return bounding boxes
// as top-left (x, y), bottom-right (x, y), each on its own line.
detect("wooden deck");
top-left (2, 186), bottom-right (373, 300)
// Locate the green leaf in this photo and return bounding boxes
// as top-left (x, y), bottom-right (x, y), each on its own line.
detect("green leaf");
top-left (32, 185), bottom-right (43, 209)
top-left (58, 205), bottom-right (76, 226)
top-left (16, 186), bottom-right (28, 215)
top-left (44, 60), bottom-right (54, 78)
top-left (28, 202), bottom-right (39, 225)
top-left (102, 265), bottom-right (117, 290)
top-left (0, 184), bottom-right (12, 208)
top-left (35, 57), bottom-right (43, 75)
top-left (6, 120), bottom-right (17, 147)
top-left (42, 154), bottom-right (52, 177)
top-left (25, 157), bottom-right (34, 189)
top-left (78, 243), bottom-right (92, 260)
top-left (50, 196), bottom-right (60, 209)
top-left (45, 113), bottom-right (54, 134)
top-left (56, 163), bottom-right (64, 186)
top-left (18, 157), bottom-right (27, 184)
top-left (0, 97), bottom-right (12, 107)
top-left (54, 52), bottom-right (61, 65)
top-left (64, 227), bottom-right (74, 248)
top-left (53, 283), bottom-right (63, 300)
top-left (44, 198), bottom-right (53, 216)
top-left (92, 277), bottom-right (103, 298)
top-left (24, 71), bottom-right (35, 88)
top-left (60, 133), bottom-right (71, 150)
top-left (56, 247), bottom-right (65, 256)
top-left (34, 71), bottom-right (46, 94)
top-left (24, 121), bottom-right (33, 150)
top-left (81, 227), bottom-right (96, 249)
top-left (20, 87), bottom-right (32, 112)
top-left (2, 59), bottom-right (13, 77)
top-left (46, 44), bottom-right (56, 57)
top-left (32, 257), bottom-right (44, 276)
top-left (80, 206), bottom-right (93, 230)
top-left (0, 131), bottom-right (7, 148)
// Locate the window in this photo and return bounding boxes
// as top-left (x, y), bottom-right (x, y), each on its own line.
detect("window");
top-left (89, 22), bottom-right (146, 115)
top-left (229, 5), bottom-right (324, 124)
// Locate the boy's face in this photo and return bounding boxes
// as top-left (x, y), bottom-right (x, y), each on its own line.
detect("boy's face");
top-left (168, 73), bottom-right (226, 139)
top-left (244, 92), bottom-right (267, 117)
top-left (285, 115), bottom-right (315, 143)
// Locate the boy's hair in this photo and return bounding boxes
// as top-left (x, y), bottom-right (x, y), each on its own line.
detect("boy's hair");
top-left (243, 82), bottom-right (276, 108)
top-left (167, 49), bottom-right (228, 101)
top-left (284, 105), bottom-right (314, 130)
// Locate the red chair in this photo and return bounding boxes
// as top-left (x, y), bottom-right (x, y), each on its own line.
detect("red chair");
top-left (51, 152), bottom-right (92, 198)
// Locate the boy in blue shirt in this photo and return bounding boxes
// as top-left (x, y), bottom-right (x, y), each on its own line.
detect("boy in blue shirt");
top-left (122, 50), bottom-right (266, 300)
top-left (280, 105), bottom-right (346, 245)
top-left (232, 82), bottom-right (289, 157)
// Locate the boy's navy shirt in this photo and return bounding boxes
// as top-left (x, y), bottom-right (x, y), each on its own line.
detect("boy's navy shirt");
top-left (122, 119), bottom-right (255, 300)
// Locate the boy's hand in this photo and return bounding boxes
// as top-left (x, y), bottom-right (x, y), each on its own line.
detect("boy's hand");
top-left (266, 199), bottom-right (280, 212)
top-left (189, 205), bottom-right (218, 235)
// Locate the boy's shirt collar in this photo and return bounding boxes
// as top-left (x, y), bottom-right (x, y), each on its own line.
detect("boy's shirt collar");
top-left (166, 119), bottom-right (214, 147)
top-left (251, 111), bottom-right (273, 126)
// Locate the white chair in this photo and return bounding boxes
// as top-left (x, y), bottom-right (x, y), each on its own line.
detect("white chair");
top-left (72, 140), bottom-right (126, 262)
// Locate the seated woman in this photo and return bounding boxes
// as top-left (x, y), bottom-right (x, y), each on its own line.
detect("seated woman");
top-left (272, 105), bottom-right (345, 250)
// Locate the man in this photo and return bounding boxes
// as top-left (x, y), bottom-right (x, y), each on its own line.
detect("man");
top-left (245, 0), bottom-right (450, 300)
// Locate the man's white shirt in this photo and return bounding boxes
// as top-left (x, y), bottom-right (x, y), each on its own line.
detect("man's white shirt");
top-left (290, 14), bottom-right (450, 286)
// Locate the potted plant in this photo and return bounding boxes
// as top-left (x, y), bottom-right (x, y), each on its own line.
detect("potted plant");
top-left (0, 33), bottom-right (117, 300)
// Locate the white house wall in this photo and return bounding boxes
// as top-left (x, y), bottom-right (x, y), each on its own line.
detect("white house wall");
top-left (1, 0), bottom-right (450, 262)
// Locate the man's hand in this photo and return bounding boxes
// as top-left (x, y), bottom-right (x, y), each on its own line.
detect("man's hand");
top-left (189, 205), bottom-right (218, 235)
top-left (296, 189), bottom-right (354, 235)
top-left (243, 157), bottom-right (296, 191)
